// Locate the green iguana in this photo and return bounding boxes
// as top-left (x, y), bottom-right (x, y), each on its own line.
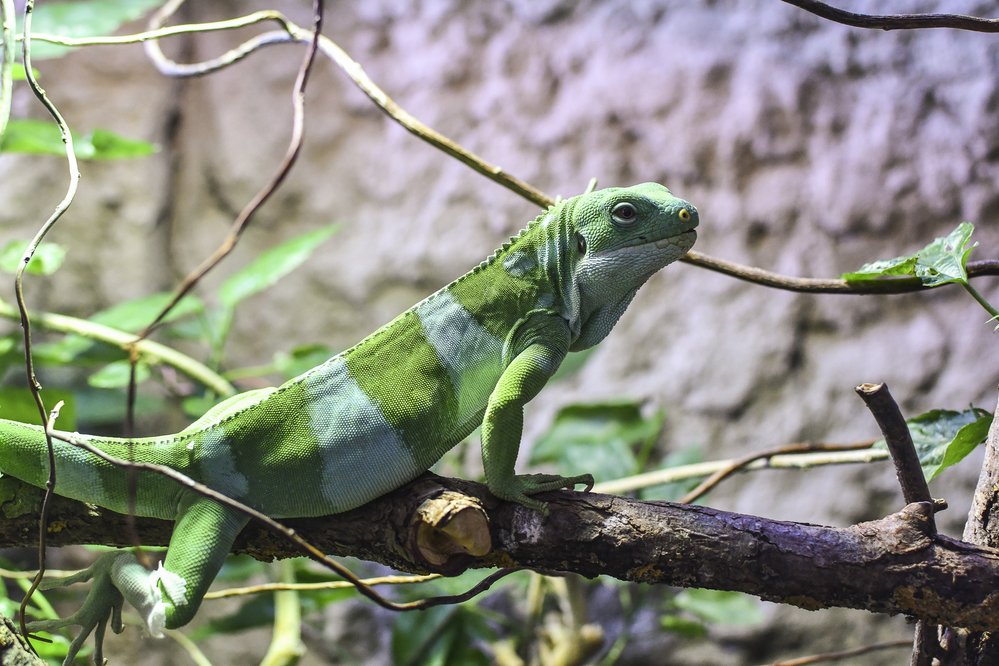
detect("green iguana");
top-left (0, 182), bottom-right (697, 664)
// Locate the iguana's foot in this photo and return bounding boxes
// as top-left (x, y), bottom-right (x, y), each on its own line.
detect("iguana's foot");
top-left (489, 473), bottom-right (595, 514)
top-left (28, 553), bottom-right (127, 666)
top-left (27, 551), bottom-right (179, 666)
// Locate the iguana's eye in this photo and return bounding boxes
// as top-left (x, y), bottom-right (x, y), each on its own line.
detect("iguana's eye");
top-left (576, 233), bottom-right (587, 254)
top-left (678, 208), bottom-right (691, 222)
top-left (611, 202), bottom-right (638, 226)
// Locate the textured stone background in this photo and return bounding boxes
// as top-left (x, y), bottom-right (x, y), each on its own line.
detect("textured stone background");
top-left (2, 0), bottom-right (999, 663)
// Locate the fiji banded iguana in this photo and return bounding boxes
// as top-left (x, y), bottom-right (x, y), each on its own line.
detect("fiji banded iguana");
top-left (1, 182), bottom-right (698, 664)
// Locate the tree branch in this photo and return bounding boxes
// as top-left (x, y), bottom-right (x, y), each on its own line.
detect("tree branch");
top-left (780, 0), bottom-right (999, 32)
top-left (681, 251), bottom-right (999, 295)
top-left (855, 383), bottom-right (932, 509)
top-left (855, 382), bottom-right (941, 665)
top-left (4, 474), bottom-right (999, 631)
top-left (955, 393), bottom-right (999, 663)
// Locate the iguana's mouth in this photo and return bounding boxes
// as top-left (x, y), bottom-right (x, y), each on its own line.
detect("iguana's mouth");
top-left (653, 230), bottom-right (696, 249)
top-left (620, 229), bottom-right (696, 251)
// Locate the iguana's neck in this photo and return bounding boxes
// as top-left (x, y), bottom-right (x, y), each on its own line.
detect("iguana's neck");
top-left (445, 200), bottom-right (579, 341)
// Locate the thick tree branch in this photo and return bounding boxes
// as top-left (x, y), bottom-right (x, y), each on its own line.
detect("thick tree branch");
top-left (964, 395), bottom-right (999, 549)
top-left (3, 474), bottom-right (999, 631)
top-left (955, 394), bottom-right (999, 663)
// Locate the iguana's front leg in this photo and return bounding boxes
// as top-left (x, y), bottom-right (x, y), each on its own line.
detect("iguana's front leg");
top-left (482, 326), bottom-right (594, 513)
top-left (30, 494), bottom-right (249, 666)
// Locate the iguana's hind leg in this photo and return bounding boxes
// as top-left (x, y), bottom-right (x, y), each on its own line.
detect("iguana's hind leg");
top-left (157, 494), bottom-right (249, 628)
top-left (29, 494), bottom-right (249, 665)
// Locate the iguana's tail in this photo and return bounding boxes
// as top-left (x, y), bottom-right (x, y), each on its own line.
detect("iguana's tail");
top-left (0, 418), bottom-right (186, 518)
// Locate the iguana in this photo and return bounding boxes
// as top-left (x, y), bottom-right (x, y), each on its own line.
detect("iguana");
top-left (0, 182), bottom-right (697, 664)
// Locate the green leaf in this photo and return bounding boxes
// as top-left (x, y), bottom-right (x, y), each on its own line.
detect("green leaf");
top-left (21, 630), bottom-right (78, 662)
top-left (28, 292), bottom-right (204, 365)
top-left (87, 360), bottom-right (150, 389)
top-left (83, 128), bottom-right (158, 159)
top-left (551, 346), bottom-right (596, 382)
top-left (669, 589), bottom-right (763, 627)
top-left (74, 387), bottom-right (168, 426)
top-left (273, 343), bottom-right (336, 380)
top-left (916, 222), bottom-right (977, 287)
top-left (31, 337), bottom-right (97, 364)
top-left (843, 222), bottom-right (977, 287)
top-left (182, 394), bottom-right (220, 419)
top-left (874, 407), bottom-right (992, 480)
top-left (0, 119), bottom-right (64, 155)
top-left (0, 119), bottom-right (157, 159)
top-left (0, 336), bottom-right (18, 378)
top-left (0, 239), bottom-right (66, 275)
top-left (11, 65), bottom-right (40, 81)
top-left (660, 614), bottom-right (708, 637)
top-left (90, 291), bottom-right (204, 331)
top-left (530, 401), bottom-right (665, 483)
top-left (218, 225), bottom-right (340, 309)
top-left (188, 594), bottom-right (274, 641)
top-left (391, 606), bottom-right (494, 666)
top-left (842, 256), bottom-right (919, 281)
top-left (216, 554), bottom-right (269, 582)
top-left (285, 560), bottom-right (360, 610)
top-left (0, 387), bottom-right (76, 430)
top-left (26, 0), bottom-right (164, 60)
top-left (934, 416), bottom-right (994, 479)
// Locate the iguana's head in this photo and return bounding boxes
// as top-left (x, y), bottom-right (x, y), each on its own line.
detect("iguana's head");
top-left (563, 182), bottom-right (698, 347)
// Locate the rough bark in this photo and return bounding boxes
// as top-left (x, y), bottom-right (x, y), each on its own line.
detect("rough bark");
top-left (0, 617), bottom-right (43, 666)
top-left (4, 473), bottom-right (999, 631)
top-left (955, 393), bottom-right (999, 664)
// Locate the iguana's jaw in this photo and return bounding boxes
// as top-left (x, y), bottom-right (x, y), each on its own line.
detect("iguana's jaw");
top-left (653, 229), bottom-right (697, 252)
top-left (617, 218), bottom-right (697, 253)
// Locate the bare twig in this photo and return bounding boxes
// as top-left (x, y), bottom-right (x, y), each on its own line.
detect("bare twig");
top-left (854, 383), bottom-right (932, 509)
top-left (137, 1), bottom-right (554, 207)
top-left (771, 639), bottom-right (912, 665)
top-left (781, 0), bottom-right (999, 32)
top-left (15, 0), bottom-right (84, 646)
top-left (204, 573), bottom-right (441, 600)
top-left (135, 0), bottom-right (324, 340)
top-left (679, 442), bottom-right (875, 504)
top-left (20, 10), bottom-right (296, 48)
top-left (0, 0), bottom-right (13, 139)
top-left (594, 445), bottom-right (887, 496)
top-left (681, 251), bottom-right (999, 294)
top-left (142, 2), bottom-right (292, 76)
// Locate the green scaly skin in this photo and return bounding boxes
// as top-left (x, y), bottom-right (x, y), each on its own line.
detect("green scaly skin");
top-left (0, 183), bottom-right (697, 664)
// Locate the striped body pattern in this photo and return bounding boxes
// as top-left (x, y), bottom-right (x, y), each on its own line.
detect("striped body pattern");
top-left (0, 183), bottom-right (697, 663)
